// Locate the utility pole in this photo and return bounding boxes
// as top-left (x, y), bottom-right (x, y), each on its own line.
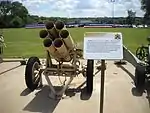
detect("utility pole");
top-left (111, 0), bottom-right (115, 25)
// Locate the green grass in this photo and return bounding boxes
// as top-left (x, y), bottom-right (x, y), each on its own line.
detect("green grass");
top-left (1, 28), bottom-right (150, 58)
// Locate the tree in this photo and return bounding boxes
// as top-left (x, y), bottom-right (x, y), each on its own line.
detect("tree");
top-left (126, 10), bottom-right (136, 26)
top-left (26, 15), bottom-right (35, 24)
top-left (141, 0), bottom-right (150, 25)
top-left (0, 1), bottom-right (12, 27)
top-left (30, 15), bottom-right (39, 23)
top-left (11, 2), bottom-right (28, 23)
top-left (141, 0), bottom-right (150, 16)
top-left (10, 16), bottom-right (23, 28)
top-left (0, 0), bottom-right (29, 28)
top-left (0, 1), bottom-right (11, 16)
top-left (135, 18), bottom-right (142, 25)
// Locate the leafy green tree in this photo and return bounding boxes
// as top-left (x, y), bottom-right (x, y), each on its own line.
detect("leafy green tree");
top-left (141, 0), bottom-right (150, 25)
top-left (11, 2), bottom-right (28, 23)
top-left (10, 16), bottom-right (23, 28)
top-left (141, 0), bottom-right (150, 16)
top-left (126, 10), bottom-right (136, 25)
top-left (26, 15), bottom-right (35, 24)
top-left (0, 1), bottom-right (12, 27)
top-left (0, 0), bottom-right (29, 28)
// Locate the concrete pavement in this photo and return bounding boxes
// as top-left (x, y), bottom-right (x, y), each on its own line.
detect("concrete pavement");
top-left (0, 60), bottom-right (149, 113)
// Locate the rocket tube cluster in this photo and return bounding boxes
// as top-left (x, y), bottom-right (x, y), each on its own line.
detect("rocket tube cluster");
top-left (39, 21), bottom-right (74, 62)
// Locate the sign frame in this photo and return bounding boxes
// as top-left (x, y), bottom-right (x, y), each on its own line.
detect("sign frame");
top-left (83, 32), bottom-right (123, 60)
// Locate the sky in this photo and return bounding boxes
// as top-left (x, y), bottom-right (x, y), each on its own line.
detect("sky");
top-left (10, 0), bottom-right (144, 17)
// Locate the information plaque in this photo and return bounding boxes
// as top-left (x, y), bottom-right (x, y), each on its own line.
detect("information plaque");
top-left (83, 32), bottom-right (123, 60)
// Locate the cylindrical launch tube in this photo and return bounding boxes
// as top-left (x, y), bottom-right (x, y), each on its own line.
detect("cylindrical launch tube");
top-left (39, 29), bottom-right (54, 40)
top-left (43, 38), bottom-right (56, 54)
top-left (55, 21), bottom-right (64, 31)
top-left (45, 21), bottom-right (59, 40)
top-left (53, 38), bottom-right (71, 61)
top-left (39, 30), bottom-right (48, 38)
top-left (43, 38), bottom-right (60, 61)
top-left (59, 30), bottom-right (74, 50)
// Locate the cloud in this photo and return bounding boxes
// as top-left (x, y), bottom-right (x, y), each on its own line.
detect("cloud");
top-left (11, 0), bottom-right (145, 17)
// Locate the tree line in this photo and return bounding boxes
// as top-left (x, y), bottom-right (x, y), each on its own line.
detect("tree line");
top-left (0, 0), bottom-right (150, 28)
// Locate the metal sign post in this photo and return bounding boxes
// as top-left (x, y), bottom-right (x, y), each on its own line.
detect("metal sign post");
top-left (111, 0), bottom-right (115, 24)
top-left (84, 32), bottom-right (123, 113)
top-left (100, 60), bottom-right (106, 113)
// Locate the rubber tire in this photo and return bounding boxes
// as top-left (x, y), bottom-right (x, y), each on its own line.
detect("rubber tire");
top-left (46, 50), bottom-right (52, 67)
top-left (134, 64), bottom-right (146, 90)
top-left (86, 60), bottom-right (94, 95)
top-left (25, 57), bottom-right (41, 91)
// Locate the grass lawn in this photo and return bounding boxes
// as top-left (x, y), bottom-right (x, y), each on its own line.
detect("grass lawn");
top-left (1, 27), bottom-right (150, 58)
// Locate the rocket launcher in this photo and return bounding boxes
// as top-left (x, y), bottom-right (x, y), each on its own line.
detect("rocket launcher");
top-left (39, 21), bottom-right (75, 62)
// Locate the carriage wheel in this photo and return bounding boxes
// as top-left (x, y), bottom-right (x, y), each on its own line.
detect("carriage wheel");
top-left (86, 59), bottom-right (94, 95)
top-left (136, 46), bottom-right (148, 61)
top-left (134, 64), bottom-right (146, 90)
top-left (25, 57), bottom-right (41, 91)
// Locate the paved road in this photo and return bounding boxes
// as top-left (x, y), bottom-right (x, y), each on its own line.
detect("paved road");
top-left (0, 60), bottom-right (149, 113)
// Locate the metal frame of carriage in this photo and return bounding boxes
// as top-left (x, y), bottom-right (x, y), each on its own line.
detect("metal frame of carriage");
top-left (25, 48), bottom-right (94, 99)
top-left (0, 26), bottom-right (95, 100)
top-left (119, 36), bottom-right (150, 92)
top-left (0, 33), bottom-right (94, 99)
top-left (133, 36), bottom-right (150, 90)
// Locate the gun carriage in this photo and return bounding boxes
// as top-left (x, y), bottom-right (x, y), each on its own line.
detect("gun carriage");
top-left (25, 21), bottom-right (94, 99)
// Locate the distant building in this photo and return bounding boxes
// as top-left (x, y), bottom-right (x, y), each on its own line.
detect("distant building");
top-left (25, 23), bottom-right (45, 28)
top-left (79, 20), bottom-right (93, 25)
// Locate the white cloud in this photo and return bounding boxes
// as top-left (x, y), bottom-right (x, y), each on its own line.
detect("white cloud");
top-left (12, 0), bottom-right (145, 17)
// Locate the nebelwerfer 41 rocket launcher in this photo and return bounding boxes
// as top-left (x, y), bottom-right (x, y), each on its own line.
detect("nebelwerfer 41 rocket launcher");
top-left (39, 21), bottom-right (75, 62)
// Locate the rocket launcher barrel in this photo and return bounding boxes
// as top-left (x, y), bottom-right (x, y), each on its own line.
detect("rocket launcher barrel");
top-left (43, 38), bottom-right (56, 53)
top-left (43, 38), bottom-right (52, 47)
top-left (53, 38), bottom-right (71, 61)
top-left (39, 30), bottom-right (48, 38)
top-left (59, 30), bottom-right (74, 50)
top-left (45, 21), bottom-right (59, 40)
top-left (55, 21), bottom-right (64, 30)
top-left (45, 21), bottom-right (54, 29)
top-left (43, 38), bottom-right (61, 61)
top-left (39, 29), bottom-right (54, 40)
